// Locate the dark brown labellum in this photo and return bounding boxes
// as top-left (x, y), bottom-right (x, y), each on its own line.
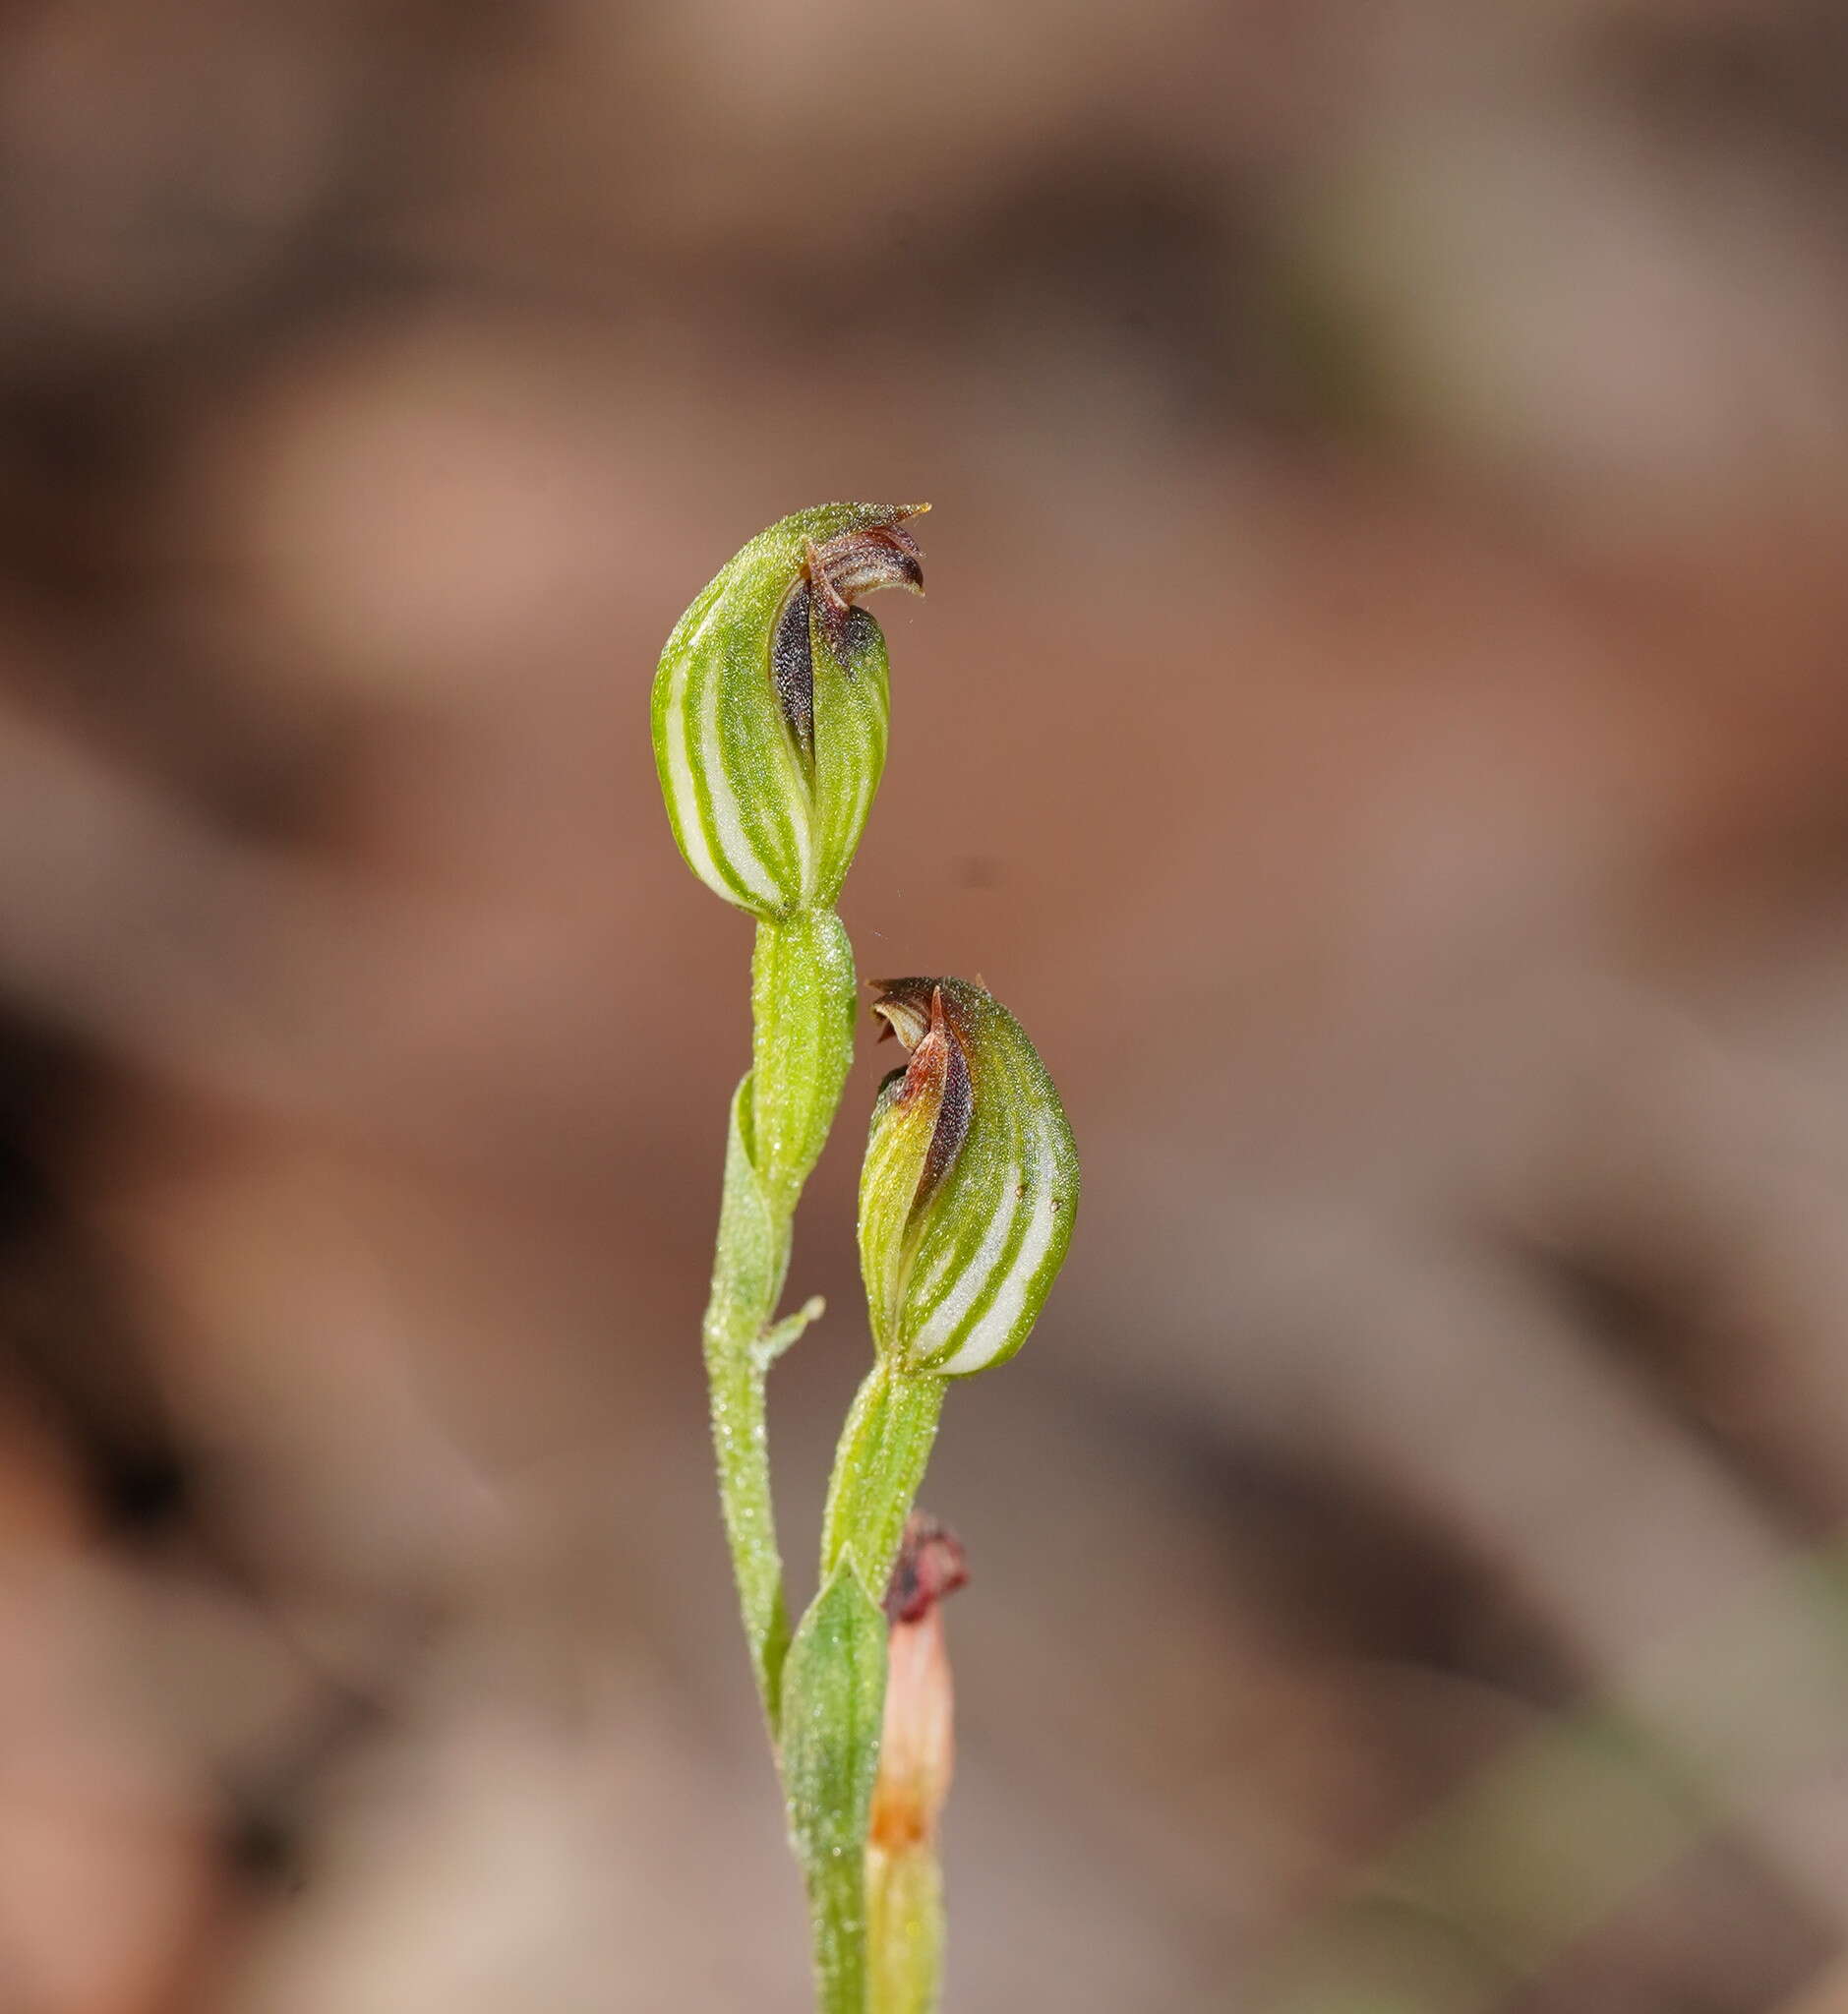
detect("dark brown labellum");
top-left (770, 578), bottom-right (816, 769)
top-left (768, 517), bottom-right (924, 770)
top-left (804, 522), bottom-right (925, 659)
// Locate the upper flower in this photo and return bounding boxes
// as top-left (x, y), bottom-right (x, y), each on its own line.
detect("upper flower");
top-left (652, 503), bottom-right (925, 918)
top-left (860, 977), bottom-right (1079, 1377)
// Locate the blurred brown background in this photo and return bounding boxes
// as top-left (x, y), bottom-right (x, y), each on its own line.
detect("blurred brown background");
top-left (8, 1), bottom-right (1848, 2009)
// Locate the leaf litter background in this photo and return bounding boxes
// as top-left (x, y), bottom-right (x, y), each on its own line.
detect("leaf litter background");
top-left (5, 2), bottom-right (1848, 2009)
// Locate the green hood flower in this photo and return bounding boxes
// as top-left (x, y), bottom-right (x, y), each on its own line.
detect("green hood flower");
top-left (652, 503), bottom-right (924, 918)
top-left (860, 977), bottom-right (1079, 1377)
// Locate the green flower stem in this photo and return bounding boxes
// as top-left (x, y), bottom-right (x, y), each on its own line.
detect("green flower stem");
top-left (751, 910), bottom-right (857, 1213)
top-left (701, 1086), bottom-right (794, 1720)
top-left (810, 1842), bottom-right (873, 2014)
top-left (820, 1363), bottom-right (948, 1595)
top-left (775, 1364), bottom-right (947, 2012)
top-left (703, 910), bottom-right (855, 1723)
top-left (868, 1845), bottom-right (944, 2014)
top-left (782, 1559), bottom-right (888, 2014)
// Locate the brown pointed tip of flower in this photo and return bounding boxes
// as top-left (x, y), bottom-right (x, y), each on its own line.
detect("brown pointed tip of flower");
top-left (870, 981), bottom-right (973, 1207)
top-left (895, 502), bottom-right (930, 520)
top-left (915, 987), bottom-right (973, 1200)
top-left (884, 1512), bottom-right (969, 1626)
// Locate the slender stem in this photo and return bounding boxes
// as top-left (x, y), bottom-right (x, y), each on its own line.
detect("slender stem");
top-left (778, 1367), bottom-right (945, 2012)
top-left (812, 1841), bottom-right (874, 2014)
top-left (752, 910), bottom-right (858, 1214)
top-left (821, 1363), bottom-right (947, 1598)
top-left (705, 909), bottom-right (949, 2013)
top-left (703, 911), bottom-right (855, 1725)
top-left (782, 1558), bottom-right (888, 2014)
top-left (701, 1086), bottom-right (795, 1720)
top-left (701, 1321), bottom-right (790, 1713)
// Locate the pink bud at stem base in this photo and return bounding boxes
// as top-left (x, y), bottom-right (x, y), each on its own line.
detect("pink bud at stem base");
top-left (865, 1516), bottom-right (966, 2014)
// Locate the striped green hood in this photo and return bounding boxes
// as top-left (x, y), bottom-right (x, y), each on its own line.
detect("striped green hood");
top-left (652, 503), bottom-right (924, 918)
